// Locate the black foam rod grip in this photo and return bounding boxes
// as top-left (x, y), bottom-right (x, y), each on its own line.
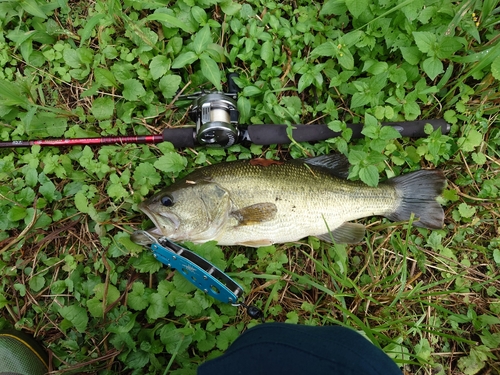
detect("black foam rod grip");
top-left (162, 127), bottom-right (196, 148)
top-left (246, 119), bottom-right (450, 145)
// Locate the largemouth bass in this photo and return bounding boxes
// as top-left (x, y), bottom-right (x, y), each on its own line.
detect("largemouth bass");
top-left (132, 154), bottom-right (445, 247)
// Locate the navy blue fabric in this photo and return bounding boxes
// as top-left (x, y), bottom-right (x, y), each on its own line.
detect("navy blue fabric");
top-left (198, 323), bottom-right (402, 375)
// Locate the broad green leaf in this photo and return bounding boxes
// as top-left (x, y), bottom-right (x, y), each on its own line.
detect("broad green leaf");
top-left (167, 37), bottom-right (183, 55)
top-left (343, 30), bottom-right (364, 47)
top-left (320, 0), bottom-right (348, 15)
top-left (107, 182), bottom-right (128, 200)
top-left (154, 152), bottom-right (187, 174)
top-left (337, 49), bottom-right (354, 70)
top-left (59, 305), bottom-right (89, 332)
top-left (8, 206), bottom-right (27, 222)
top-left (359, 165), bottom-right (379, 187)
top-left (133, 162), bottom-right (161, 191)
top-left (237, 96), bottom-right (251, 123)
top-left (79, 14), bottom-right (105, 45)
top-left (351, 92), bottom-right (370, 108)
top-left (87, 298), bottom-right (104, 318)
top-left (206, 43), bottom-right (226, 63)
top-left (27, 112), bottom-right (68, 138)
top-left (233, 254), bottom-right (249, 268)
top-left (132, 252), bottom-right (162, 273)
top-left (197, 332), bottom-right (216, 352)
top-left (415, 338), bottom-right (432, 362)
top-left (24, 166), bottom-right (38, 187)
top-left (147, 293), bottom-right (170, 319)
top-left (399, 46), bottom-right (422, 65)
top-left (442, 189), bottom-right (459, 202)
top-left (159, 323), bottom-right (194, 354)
top-left (14, 283), bottom-right (26, 297)
top-left (171, 51), bottom-right (199, 69)
top-left (94, 283), bottom-right (120, 304)
top-left (200, 54), bottom-right (222, 91)
top-left (216, 326), bottom-right (239, 351)
top-left (366, 61), bottom-right (388, 75)
top-left (149, 55), bottom-right (171, 80)
top-left (75, 191), bottom-right (90, 214)
top-left (458, 203), bottom-right (476, 218)
top-left (20, 0), bottom-right (48, 19)
top-left (191, 6), bottom-right (207, 24)
top-left (403, 100), bottom-right (421, 120)
top-left (94, 68), bottom-right (118, 88)
top-left (116, 234), bottom-right (144, 255)
top-left (437, 36), bottom-right (463, 59)
top-left (39, 180), bottom-right (60, 203)
top-left (348, 149), bottom-right (367, 164)
top-left (91, 97), bottom-right (115, 120)
top-left (174, 294), bottom-right (204, 316)
top-left (193, 25), bottom-right (212, 55)
top-left (147, 13), bottom-right (194, 33)
top-left (242, 85), bottom-right (262, 96)
top-left (493, 249), bottom-right (500, 264)
top-left (260, 41), bottom-right (273, 67)
top-left (297, 72), bottom-right (314, 93)
top-left (0, 79), bottom-right (31, 107)
top-left (492, 56), bottom-right (500, 80)
top-left (159, 74), bottom-right (182, 99)
top-left (472, 151), bottom-right (486, 165)
top-left (128, 282), bottom-right (150, 311)
top-left (361, 124), bottom-right (378, 139)
top-left (311, 41), bottom-right (336, 57)
top-left (0, 294), bottom-right (8, 309)
top-left (220, 0), bottom-right (242, 15)
top-left (158, 280), bottom-right (173, 298)
top-left (127, 350), bottom-right (149, 370)
top-left (345, 0), bottom-right (369, 18)
top-left (16, 188), bottom-right (36, 206)
top-left (460, 128), bottom-right (483, 151)
top-left (111, 62), bottom-right (133, 83)
top-left (422, 57), bottom-right (443, 80)
top-left (380, 125), bottom-right (401, 140)
top-left (457, 346), bottom-right (488, 375)
top-left (413, 31), bottom-right (436, 54)
top-left (63, 48), bottom-right (81, 68)
top-left (122, 79), bottom-right (146, 101)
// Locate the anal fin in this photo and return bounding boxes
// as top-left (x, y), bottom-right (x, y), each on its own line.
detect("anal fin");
top-left (237, 239), bottom-right (274, 247)
top-left (317, 222), bottom-right (366, 244)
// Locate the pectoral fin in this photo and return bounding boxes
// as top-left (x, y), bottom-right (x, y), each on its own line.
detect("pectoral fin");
top-left (317, 222), bottom-right (366, 244)
top-left (232, 203), bottom-right (277, 225)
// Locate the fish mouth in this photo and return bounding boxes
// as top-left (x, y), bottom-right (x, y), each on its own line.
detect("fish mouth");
top-left (138, 201), bottom-right (180, 234)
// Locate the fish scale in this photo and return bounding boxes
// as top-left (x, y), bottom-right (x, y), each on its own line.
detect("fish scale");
top-left (132, 155), bottom-right (445, 247)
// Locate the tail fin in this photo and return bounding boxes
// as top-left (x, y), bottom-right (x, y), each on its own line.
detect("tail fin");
top-left (385, 170), bottom-right (446, 229)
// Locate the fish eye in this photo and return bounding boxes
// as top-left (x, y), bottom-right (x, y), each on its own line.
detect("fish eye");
top-left (160, 195), bottom-right (174, 207)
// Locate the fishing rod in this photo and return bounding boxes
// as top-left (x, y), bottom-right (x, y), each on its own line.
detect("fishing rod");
top-left (0, 74), bottom-right (451, 149)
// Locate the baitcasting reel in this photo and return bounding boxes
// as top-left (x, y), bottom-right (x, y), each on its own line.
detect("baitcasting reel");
top-left (0, 72), bottom-right (451, 149)
top-left (187, 73), bottom-right (240, 148)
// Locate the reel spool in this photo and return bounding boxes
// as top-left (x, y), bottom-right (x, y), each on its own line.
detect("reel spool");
top-left (188, 92), bottom-right (240, 147)
top-left (187, 73), bottom-right (241, 148)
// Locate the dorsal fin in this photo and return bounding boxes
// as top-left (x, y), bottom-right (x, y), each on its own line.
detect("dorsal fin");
top-left (300, 154), bottom-right (350, 179)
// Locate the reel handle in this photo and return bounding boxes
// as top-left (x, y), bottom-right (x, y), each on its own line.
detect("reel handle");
top-left (227, 73), bottom-right (240, 95)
